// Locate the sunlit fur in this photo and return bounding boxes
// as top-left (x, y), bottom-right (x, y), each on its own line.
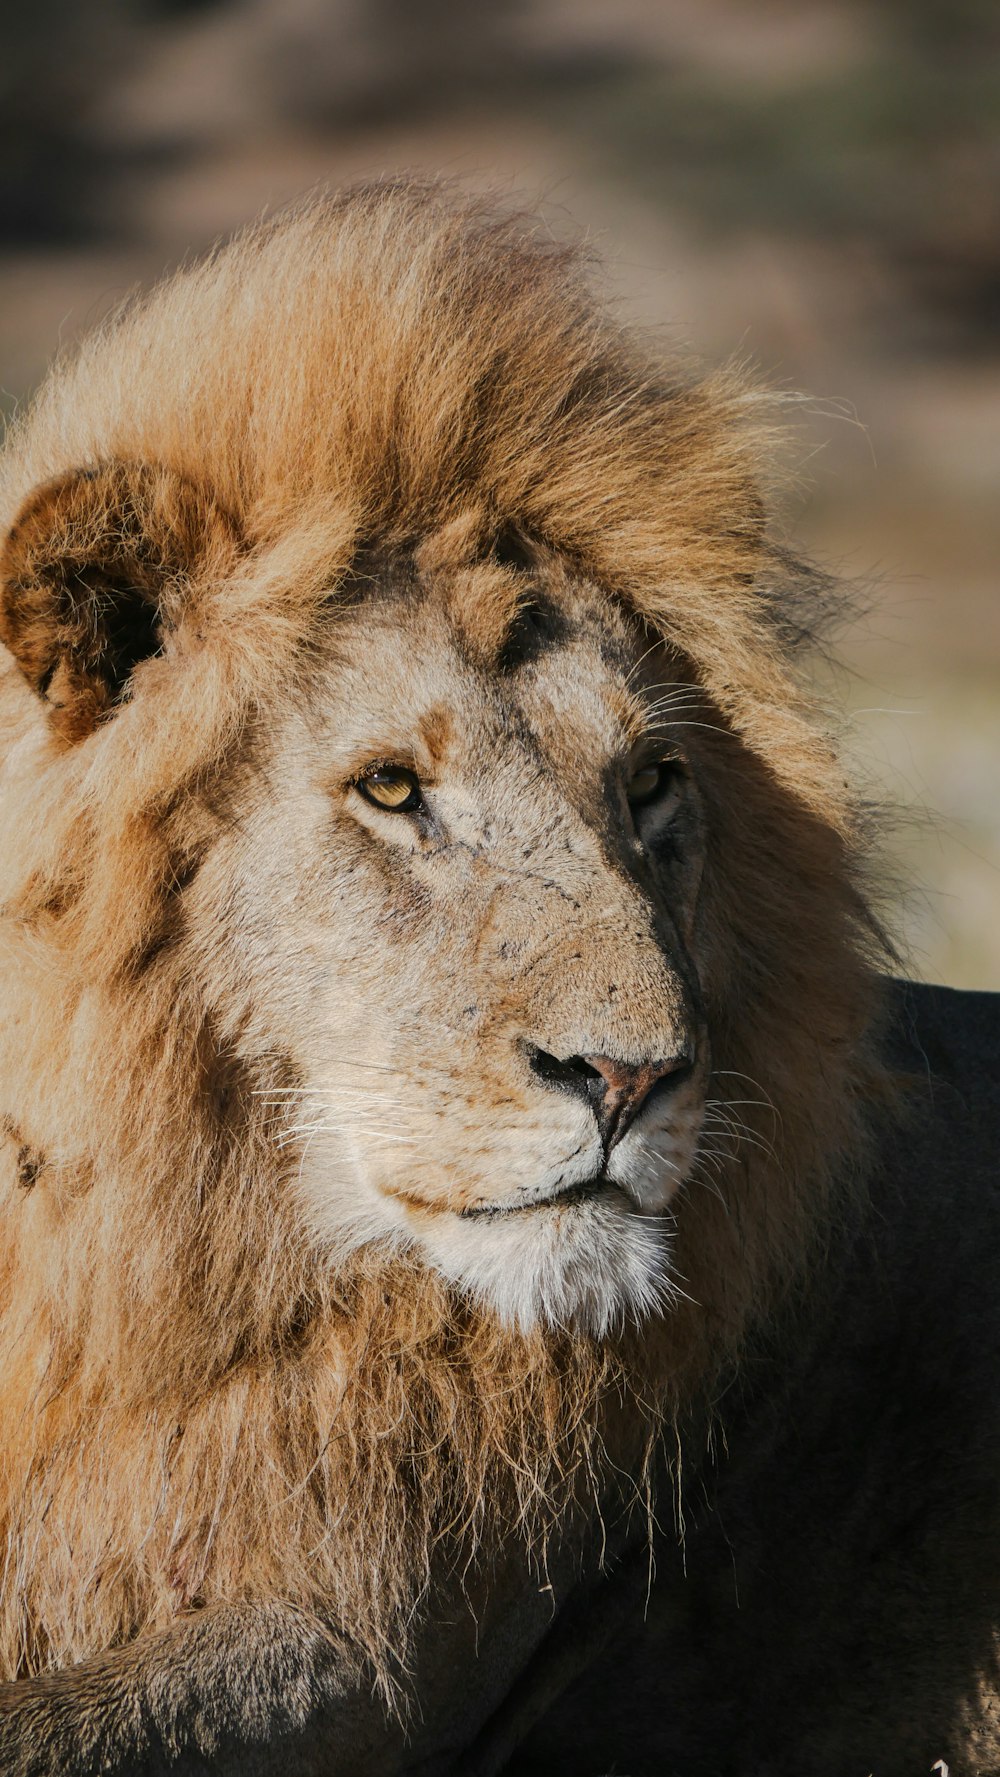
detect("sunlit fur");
top-left (0, 180), bottom-right (885, 1700)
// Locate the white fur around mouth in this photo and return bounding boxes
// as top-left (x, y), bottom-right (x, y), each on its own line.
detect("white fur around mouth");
top-left (459, 1173), bottom-right (624, 1218)
top-left (294, 1113), bottom-right (699, 1332)
top-left (421, 1180), bottom-right (675, 1334)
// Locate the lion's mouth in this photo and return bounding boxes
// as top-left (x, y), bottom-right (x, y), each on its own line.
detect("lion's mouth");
top-left (459, 1173), bottom-right (628, 1220)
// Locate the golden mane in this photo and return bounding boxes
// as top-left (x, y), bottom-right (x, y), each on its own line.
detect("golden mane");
top-left (0, 180), bottom-right (884, 1698)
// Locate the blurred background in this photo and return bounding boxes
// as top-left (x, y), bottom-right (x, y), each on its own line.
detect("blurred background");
top-left (2, 0), bottom-right (997, 986)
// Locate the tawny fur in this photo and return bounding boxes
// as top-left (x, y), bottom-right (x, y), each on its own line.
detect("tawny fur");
top-left (0, 181), bottom-right (884, 1699)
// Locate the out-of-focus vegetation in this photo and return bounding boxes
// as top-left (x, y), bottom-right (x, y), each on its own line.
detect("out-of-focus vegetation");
top-left (1, 0), bottom-right (997, 985)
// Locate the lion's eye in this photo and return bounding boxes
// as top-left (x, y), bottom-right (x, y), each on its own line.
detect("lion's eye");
top-left (626, 761), bottom-right (681, 809)
top-left (356, 765), bottom-right (423, 813)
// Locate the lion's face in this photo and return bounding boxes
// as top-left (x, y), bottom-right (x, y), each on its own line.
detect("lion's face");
top-left (188, 540), bottom-right (709, 1332)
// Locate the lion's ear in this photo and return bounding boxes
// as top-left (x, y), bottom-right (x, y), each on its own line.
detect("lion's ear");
top-left (0, 461), bottom-right (239, 743)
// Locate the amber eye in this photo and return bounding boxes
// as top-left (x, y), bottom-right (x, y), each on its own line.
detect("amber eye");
top-left (626, 761), bottom-right (680, 809)
top-left (356, 765), bottom-right (423, 813)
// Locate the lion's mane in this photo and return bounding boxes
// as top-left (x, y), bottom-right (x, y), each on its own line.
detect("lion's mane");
top-left (0, 181), bottom-right (884, 1696)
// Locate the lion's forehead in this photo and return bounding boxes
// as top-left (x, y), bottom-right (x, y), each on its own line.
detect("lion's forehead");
top-left (288, 564), bottom-right (662, 794)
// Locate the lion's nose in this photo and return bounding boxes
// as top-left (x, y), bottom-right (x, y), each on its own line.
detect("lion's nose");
top-left (528, 1046), bottom-right (693, 1151)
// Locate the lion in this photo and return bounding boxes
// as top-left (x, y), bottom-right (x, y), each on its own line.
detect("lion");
top-left (0, 180), bottom-right (996, 1777)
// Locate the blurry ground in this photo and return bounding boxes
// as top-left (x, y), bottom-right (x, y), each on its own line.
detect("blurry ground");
top-left (2, 0), bottom-right (997, 986)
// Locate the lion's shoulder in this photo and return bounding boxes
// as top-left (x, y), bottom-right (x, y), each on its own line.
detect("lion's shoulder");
top-left (513, 981), bottom-right (1000, 1773)
top-left (886, 975), bottom-right (1000, 1080)
top-left (880, 978), bottom-right (1000, 1236)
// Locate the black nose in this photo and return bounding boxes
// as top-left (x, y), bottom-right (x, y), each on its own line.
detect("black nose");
top-left (528, 1045), bottom-right (693, 1151)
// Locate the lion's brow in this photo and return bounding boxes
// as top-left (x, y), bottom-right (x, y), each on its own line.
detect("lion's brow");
top-left (441, 566), bottom-right (529, 670)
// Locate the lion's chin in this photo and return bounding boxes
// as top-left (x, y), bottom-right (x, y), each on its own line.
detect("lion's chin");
top-left (419, 1185), bottom-right (677, 1336)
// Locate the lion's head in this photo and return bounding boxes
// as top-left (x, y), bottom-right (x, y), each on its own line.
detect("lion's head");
top-left (0, 182), bottom-right (884, 1690)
